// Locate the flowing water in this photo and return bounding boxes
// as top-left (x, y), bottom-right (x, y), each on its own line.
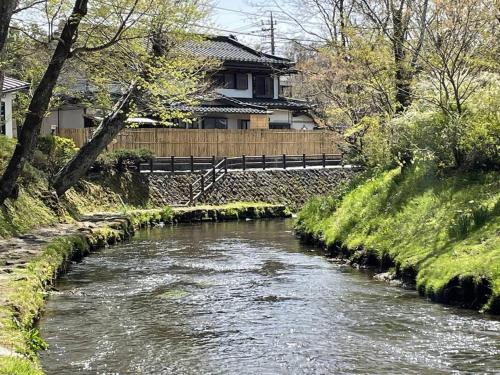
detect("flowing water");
top-left (39, 220), bottom-right (500, 374)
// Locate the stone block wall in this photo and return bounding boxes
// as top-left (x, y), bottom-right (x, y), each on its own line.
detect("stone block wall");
top-left (145, 168), bottom-right (360, 209)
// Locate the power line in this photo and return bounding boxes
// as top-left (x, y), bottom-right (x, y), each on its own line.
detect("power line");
top-left (190, 22), bottom-right (321, 44)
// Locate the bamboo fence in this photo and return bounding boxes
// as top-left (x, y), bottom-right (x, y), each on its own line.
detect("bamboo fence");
top-left (58, 128), bottom-right (341, 157)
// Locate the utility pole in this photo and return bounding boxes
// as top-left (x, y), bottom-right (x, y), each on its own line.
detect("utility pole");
top-left (270, 12), bottom-right (275, 55)
top-left (262, 12), bottom-right (277, 55)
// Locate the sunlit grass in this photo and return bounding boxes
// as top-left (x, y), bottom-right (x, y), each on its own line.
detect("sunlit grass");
top-left (296, 164), bottom-right (500, 312)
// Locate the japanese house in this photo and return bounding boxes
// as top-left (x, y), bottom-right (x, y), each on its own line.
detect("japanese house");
top-left (176, 35), bottom-right (317, 130)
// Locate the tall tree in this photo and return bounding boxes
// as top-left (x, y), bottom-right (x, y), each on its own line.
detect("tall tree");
top-left (0, 0), bottom-right (88, 204)
top-left (355, 0), bottom-right (429, 111)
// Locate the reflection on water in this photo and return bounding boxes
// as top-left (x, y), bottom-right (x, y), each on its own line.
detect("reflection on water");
top-left (39, 220), bottom-right (500, 374)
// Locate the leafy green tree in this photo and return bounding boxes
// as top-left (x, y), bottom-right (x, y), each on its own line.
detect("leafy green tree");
top-left (0, 0), bottom-right (211, 202)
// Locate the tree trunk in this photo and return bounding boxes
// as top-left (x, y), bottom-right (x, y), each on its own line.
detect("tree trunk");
top-left (0, 0), bottom-right (88, 205)
top-left (0, 0), bottom-right (18, 100)
top-left (52, 86), bottom-right (136, 196)
top-left (392, 5), bottom-right (411, 111)
top-left (0, 0), bottom-right (17, 53)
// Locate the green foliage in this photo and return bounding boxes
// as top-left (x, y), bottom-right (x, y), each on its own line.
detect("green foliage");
top-left (95, 149), bottom-right (153, 172)
top-left (33, 136), bottom-right (77, 175)
top-left (0, 356), bottom-right (44, 375)
top-left (296, 164), bottom-right (500, 312)
top-left (359, 74), bottom-right (500, 170)
top-left (0, 136), bottom-right (16, 174)
top-left (25, 329), bottom-right (48, 353)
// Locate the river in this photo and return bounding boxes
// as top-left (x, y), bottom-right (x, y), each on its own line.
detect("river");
top-left (39, 219), bottom-right (500, 374)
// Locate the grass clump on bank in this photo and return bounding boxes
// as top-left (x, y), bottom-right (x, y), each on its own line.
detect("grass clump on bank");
top-left (295, 164), bottom-right (500, 313)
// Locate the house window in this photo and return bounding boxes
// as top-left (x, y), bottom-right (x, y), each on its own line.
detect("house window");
top-left (202, 117), bottom-right (228, 129)
top-left (0, 101), bottom-right (5, 135)
top-left (236, 74), bottom-right (248, 90)
top-left (224, 73), bottom-right (235, 89)
top-left (269, 122), bottom-right (291, 129)
top-left (213, 72), bottom-right (248, 90)
top-left (254, 75), bottom-right (274, 98)
top-left (238, 119), bottom-right (250, 129)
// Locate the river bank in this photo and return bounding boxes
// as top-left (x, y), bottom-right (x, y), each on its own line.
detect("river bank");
top-left (0, 203), bottom-right (290, 375)
top-left (295, 165), bottom-right (500, 314)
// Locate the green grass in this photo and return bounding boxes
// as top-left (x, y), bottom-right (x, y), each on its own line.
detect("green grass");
top-left (0, 357), bottom-right (44, 375)
top-left (296, 164), bottom-right (500, 313)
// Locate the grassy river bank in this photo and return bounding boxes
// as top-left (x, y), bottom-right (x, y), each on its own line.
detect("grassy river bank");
top-left (295, 165), bottom-right (499, 314)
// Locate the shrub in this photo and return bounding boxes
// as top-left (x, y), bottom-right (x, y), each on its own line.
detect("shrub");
top-left (34, 136), bottom-right (77, 175)
top-left (388, 74), bottom-right (500, 170)
top-left (94, 148), bottom-right (154, 172)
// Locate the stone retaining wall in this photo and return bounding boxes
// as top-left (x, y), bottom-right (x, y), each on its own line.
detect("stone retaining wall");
top-left (146, 168), bottom-right (360, 209)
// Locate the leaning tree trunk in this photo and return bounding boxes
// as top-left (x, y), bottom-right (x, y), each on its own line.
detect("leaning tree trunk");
top-left (0, 0), bottom-right (18, 100)
top-left (52, 86), bottom-right (136, 196)
top-left (0, 0), bottom-right (88, 205)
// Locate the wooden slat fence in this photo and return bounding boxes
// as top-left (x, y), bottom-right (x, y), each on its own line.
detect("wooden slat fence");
top-left (58, 128), bottom-right (340, 157)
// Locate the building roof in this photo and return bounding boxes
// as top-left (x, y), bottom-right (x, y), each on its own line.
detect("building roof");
top-left (171, 95), bottom-right (313, 115)
top-left (183, 36), bottom-right (293, 67)
top-left (237, 97), bottom-right (314, 111)
top-left (171, 94), bottom-right (270, 115)
top-left (2, 76), bottom-right (30, 94)
top-left (175, 105), bottom-right (269, 115)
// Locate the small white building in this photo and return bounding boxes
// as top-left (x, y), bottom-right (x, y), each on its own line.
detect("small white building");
top-left (1, 76), bottom-right (29, 138)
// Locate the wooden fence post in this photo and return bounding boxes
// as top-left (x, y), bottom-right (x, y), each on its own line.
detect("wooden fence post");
top-left (242, 155), bottom-right (246, 171)
top-left (171, 155), bottom-right (175, 174)
top-left (303, 153), bottom-right (306, 168)
top-left (150, 158), bottom-right (154, 173)
top-left (262, 155), bottom-right (266, 170)
top-left (189, 184), bottom-right (193, 205)
top-left (224, 157), bottom-right (227, 173)
top-left (212, 155), bottom-right (216, 168)
top-left (190, 155), bottom-right (194, 173)
top-left (283, 154), bottom-right (287, 169)
top-left (322, 153), bottom-right (326, 168)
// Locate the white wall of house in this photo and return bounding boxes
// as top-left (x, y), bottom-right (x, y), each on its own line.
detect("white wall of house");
top-left (41, 106), bottom-right (86, 135)
top-left (215, 73), bottom-right (253, 98)
top-left (41, 111), bottom-right (58, 135)
top-left (291, 113), bottom-right (316, 130)
top-left (268, 109), bottom-right (316, 130)
top-left (1, 93), bottom-right (14, 138)
top-left (59, 108), bottom-right (85, 128)
top-left (227, 114), bottom-right (251, 129)
top-left (269, 109), bottom-right (291, 124)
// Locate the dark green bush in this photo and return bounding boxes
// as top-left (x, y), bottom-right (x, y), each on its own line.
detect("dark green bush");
top-left (93, 148), bottom-right (154, 172)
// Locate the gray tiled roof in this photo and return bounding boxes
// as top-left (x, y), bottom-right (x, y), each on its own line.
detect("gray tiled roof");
top-left (2, 76), bottom-right (29, 94)
top-left (237, 97), bottom-right (313, 110)
top-left (170, 95), bottom-right (312, 115)
top-left (183, 36), bottom-right (292, 65)
top-left (174, 105), bottom-right (269, 115)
